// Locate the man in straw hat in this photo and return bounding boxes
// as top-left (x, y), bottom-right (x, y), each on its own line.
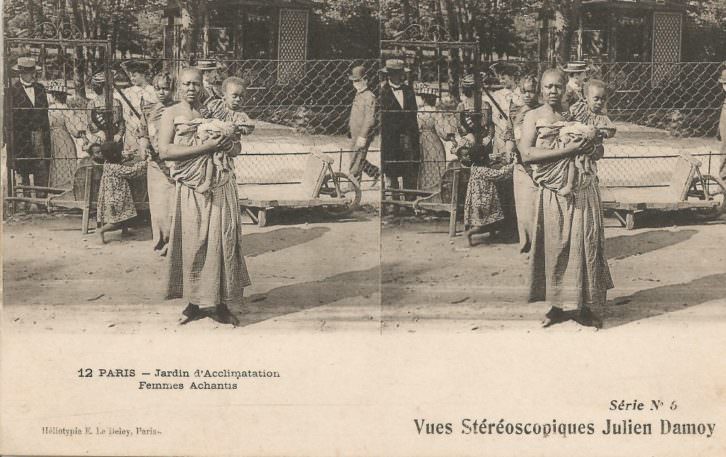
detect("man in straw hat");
top-left (197, 59), bottom-right (224, 104)
top-left (380, 58), bottom-right (420, 203)
top-left (9, 57), bottom-right (51, 203)
top-left (348, 65), bottom-right (380, 185)
top-left (562, 60), bottom-right (589, 108)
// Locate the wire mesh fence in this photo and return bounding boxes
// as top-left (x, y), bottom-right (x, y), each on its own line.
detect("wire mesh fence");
top-left (117, 57), bottom-right (383, 185)
top-left (381, 60), bottom-right (726, 195)
top-left (586, 62), bottom-right (726, 187)
top-left (5, 56), bottom-right (382, 208)
top-left (6, 54), bottom-right (726, 212)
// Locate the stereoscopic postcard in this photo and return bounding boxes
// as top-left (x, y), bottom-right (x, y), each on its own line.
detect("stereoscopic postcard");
top-left (2, 0), bottom-right (725, 456)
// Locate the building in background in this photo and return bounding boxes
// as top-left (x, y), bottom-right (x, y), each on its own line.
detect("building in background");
top-left (539, 0), bottom-right (686, 65)
top-left (162, 0), bottom-right (312, 82)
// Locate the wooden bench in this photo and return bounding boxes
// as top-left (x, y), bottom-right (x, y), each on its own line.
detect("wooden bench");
top-left (383, 164), bottom-right (470, 237)
top-left (7, 163), bottom-right (149, 234)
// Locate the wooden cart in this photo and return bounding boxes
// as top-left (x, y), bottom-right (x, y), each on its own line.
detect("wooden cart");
top-left (239, 150), bottom-right (361, 227)
top-left (6, 163), bottom-right (148, 234)
top-left (602, 153), bottom-right (726, 229)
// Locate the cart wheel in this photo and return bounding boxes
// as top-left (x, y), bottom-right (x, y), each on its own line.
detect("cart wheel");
top-left (625, 212), bottom-right (636, 230)
top-left (320, 172), bottom-right (361, 217)
top-left (695, 174), bottom-right (726, 220)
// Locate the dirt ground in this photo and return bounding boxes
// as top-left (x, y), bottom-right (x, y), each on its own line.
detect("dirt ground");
top-left (3, 202), bottom-right (726, 335)
top-left (2, 204), bottom-right (381, 334)
top-left (381, 210), bottom-right (726, 333)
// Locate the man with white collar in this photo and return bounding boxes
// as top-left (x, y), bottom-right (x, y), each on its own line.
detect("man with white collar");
top-left (380, 59), bottom-right (419, 201)
top-left (9, 57), bottom-right (51, 202)
top-left (348, 65), bottom-right (380, 185)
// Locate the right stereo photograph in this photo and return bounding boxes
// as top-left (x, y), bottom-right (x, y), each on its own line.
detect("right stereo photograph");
top-left (378, 2), bottom-right (726, 332)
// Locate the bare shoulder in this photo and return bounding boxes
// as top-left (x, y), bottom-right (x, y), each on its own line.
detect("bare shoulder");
top-left (523, 106), bottom-right (546, 123)
top-left (161, 103), bottom-right (185, 120)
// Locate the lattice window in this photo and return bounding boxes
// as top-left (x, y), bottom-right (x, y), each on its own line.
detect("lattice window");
top-left (652, 12), bottom-right (682, 87)
top-left (277, 9), bottom-right (308, 84)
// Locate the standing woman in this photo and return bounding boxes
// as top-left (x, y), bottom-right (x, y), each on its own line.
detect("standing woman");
top-left (509, 74), bottom-right (542, 254)
top-left (141, 72), bottom-right (177, 255)
top-left (46, 80), bottom-right (84, 189)
top-left (519, 69), bottom-right (612, 328)
top-left (416, 85), bottom-right (455, 190)
top-left (158, 67), bottom-right (250, 326)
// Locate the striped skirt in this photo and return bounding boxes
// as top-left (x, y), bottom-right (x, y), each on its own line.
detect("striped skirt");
top-left (165, 176), bottom-right (251, 306)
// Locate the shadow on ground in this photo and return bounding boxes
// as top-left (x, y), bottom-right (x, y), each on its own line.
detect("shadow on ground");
top-left (606, 229), bottom-right (697, 260)
top-left (608, 209), bottom-right (726, 230)
top-left (246, 207), bottom-right (375, 227)
top-left (601, 273), bottom-right (726, 329)
top-left (243, 226), bottom-right (330, 257)
top-left (225, 265), bottom-right (380, 327)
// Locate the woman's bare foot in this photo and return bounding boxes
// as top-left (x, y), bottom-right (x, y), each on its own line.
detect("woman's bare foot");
top-left (216, 304), bottom-right (240, 327)
top-left (575, 306), bottom-right (603, 329)
top-left (98, 232), bottom-right (107, 244)
top-left (466, 230), bottom-right (475, 247)
top-left (542, 306), bottom-right (567, 328)
top-left (179, 303), bottom-right (205, 325)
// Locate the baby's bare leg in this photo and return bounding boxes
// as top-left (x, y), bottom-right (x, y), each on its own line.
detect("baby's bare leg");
top-left (558, 160), bottom-right (577, 197)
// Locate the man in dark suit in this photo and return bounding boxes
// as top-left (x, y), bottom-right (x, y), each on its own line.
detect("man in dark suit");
top-left (380, 59), bottom-right (420, 200)
top-left (9, 57), bottom-right (51, 200)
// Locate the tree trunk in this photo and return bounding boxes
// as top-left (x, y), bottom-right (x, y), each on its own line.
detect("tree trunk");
top-left (443, 0), bottom-right (460, 100)
top-left (402, 0), bottom-right (411, 27)
top-left (179, 1), bottom-right (201, 63)
top-left (70, 0), bottom-right (87, 98)
top-left (551, 0), bottom-right (580, 64)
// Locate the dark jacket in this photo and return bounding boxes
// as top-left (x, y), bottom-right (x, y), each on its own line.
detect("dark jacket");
top-left (380, 82), bottom-right (420, 176)
top-left (8, 79), bottom-right (51, 159)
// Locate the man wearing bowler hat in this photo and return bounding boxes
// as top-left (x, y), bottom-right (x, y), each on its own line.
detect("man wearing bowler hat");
top-left (348, 65), bottom-right (380, 185)
top-left (9, 57), bottom-right (51, 202)
top-left (380, 58), bottom-right (420, 202)
top-left (562, 61), bottom-right (589, 108)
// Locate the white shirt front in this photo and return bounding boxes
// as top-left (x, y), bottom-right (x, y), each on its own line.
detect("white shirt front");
top-left (22, 83), bottom-right (36, 106)
top-left (389, 84), bottom-right (405, 109)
